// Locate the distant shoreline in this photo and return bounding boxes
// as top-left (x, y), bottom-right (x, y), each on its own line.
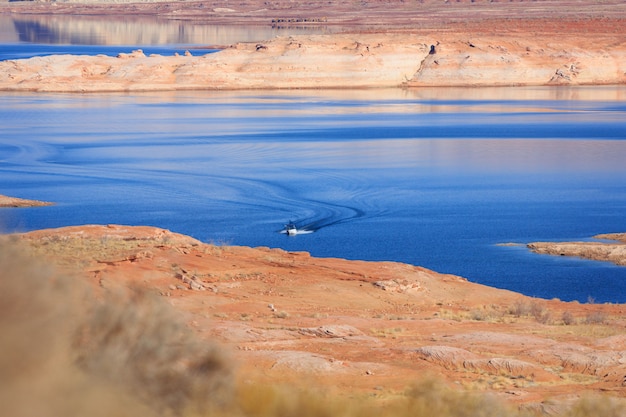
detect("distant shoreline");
top-left (1, 30), bottom-right (625, 92)
top-left (0, 194), bottom-right (53, 208)
top-left (3, 0), bottom-right (626, 31)
top-left (1, 1), bottom-right (625, 92)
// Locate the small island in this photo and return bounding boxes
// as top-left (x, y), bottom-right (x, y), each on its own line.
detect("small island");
top-left (0, 194), bottom-right (53, 208)
top-left (528, 234), bottom-right (626, 266)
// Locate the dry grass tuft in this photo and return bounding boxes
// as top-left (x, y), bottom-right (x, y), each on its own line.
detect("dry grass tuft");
top-left (398, 378), bottom-right (520, 417)
top-left (567, 396), bottom-right (626, 417)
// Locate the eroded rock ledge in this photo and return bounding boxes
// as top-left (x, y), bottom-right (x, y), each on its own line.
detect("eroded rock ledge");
top-left (528, 233), bottom-right (626, 266)
top-left (1, 32), bottom-right (625, 92)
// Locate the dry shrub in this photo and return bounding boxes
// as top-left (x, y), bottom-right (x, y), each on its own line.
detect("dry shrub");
top-left (509, 300), bottom-right (531, 317)
top-left (584, 311), bottom-right (607, 325)
top-left (0, 237), bottom-right (75, 380)
top-left (509, 300), bottom-right (551, 324)
top-left (469, 306), bottom-right (501, 321)
top-left (530, 302), bottom-right (551, 324)
top-left (234, 384), bottom-right (355, 417)
top-left (231, 378), bottom-right (523, 417)
top-left (568, 396), bottom-right (626, 417)
top-left (0, 238), bottom-right (150, 417)
top-left (399, 378), bottom-right (519, 417)
top-left (74, 287), bottom-right (233, 414)
top-left (0, 238), bottom-right (232, 417)
top-left (231, 379), bottom-right (626, 417)
top-left (562, 311), bottom-right (576, 325)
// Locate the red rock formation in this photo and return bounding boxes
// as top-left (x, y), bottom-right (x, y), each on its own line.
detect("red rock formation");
top-left (4, 224), bottom-right (626, 410)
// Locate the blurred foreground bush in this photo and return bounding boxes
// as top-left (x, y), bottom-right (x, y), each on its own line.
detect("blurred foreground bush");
top-left (0, 239), bottom-right (231, 417)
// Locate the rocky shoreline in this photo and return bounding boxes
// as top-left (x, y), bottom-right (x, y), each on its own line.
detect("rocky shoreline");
top-left (528, 234), bottom-right (626, 266)
top-left (2, 0), bottom-right (626, 92)
top-left (1, 30), bottom-right (625, 92)
top-left (0, 194), bottom-right (53, 208)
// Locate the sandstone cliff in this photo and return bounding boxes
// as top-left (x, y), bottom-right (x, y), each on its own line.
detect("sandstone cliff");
top-left (1, 32), bottom-right (625, 92)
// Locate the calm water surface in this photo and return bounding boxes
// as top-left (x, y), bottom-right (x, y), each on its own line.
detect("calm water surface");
top-left (1, 87), bottom-right (626, 303)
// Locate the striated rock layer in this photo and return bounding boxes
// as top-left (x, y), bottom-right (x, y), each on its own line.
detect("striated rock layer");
top-left (1, 31), bottom-right (625, 92)
top-left (528, 234), bottom-right (626, 266)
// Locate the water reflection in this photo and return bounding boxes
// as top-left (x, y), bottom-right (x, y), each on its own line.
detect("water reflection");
top-left (1, 15), bottom-right (330, 45)
top-left (402, 86), bottom-right (626, 103)
top-left (137, 86), bottom-right (626, 106)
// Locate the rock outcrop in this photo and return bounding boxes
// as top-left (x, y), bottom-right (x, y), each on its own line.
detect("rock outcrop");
top-left (528, 234), bottom-right (626, 266)
top-left (0, 194), bottom-right (53, 207)
top-left (1, 32), bottom-right (625, 92)
top-left (4, 224), bottom-right (626, 408)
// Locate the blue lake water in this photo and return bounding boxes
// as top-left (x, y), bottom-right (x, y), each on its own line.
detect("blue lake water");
top-left (0, 43), bottom-right (219, 61)
top-left (1, 87), bottom-right (626, 303)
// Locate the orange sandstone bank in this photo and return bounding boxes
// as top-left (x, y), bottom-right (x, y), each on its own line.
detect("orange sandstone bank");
top-left (4, 224), bottom-right (626, 410)
top-left (1, 31), bottom-right (625, 92)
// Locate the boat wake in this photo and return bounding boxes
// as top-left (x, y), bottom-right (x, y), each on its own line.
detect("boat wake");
top-left (278, 203), bottom-right (372, 236)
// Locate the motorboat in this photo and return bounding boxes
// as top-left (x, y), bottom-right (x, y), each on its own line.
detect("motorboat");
top-left (284, 221), bottom-right (297, 235)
